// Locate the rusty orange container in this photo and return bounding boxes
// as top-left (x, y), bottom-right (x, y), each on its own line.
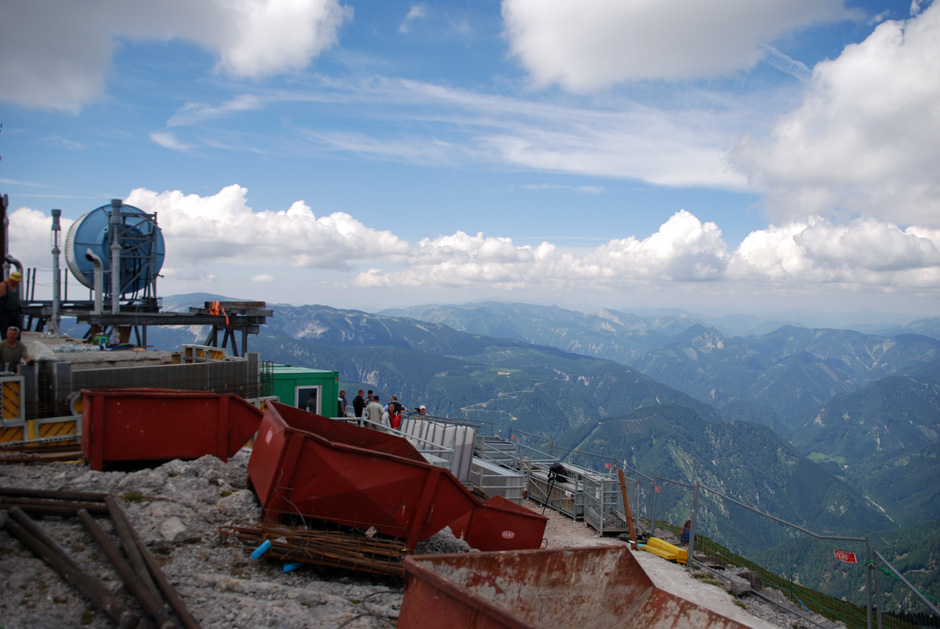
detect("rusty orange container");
top-left (247, 402), bottom-right (547, 551)
top-left (81, 388), bottom-right (262, 471)
top-left (399, 545), bottom-right (752, 628)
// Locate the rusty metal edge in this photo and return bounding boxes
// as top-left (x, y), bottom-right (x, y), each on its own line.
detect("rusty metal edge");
top-left (402, 555), bottom-right (538, 629)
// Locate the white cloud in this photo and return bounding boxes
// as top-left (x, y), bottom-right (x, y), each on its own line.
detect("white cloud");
top-left (501, 0), bottom-right (849, 91)
top-left (123, 185), bottom-right (408, 272)
top-left (356, 211), bottom-right (728, 289)
top-left (760, 45), bottom-right (812, 82)
top-left (150, 132), bottom-right (192, 152)
top-left (274, 77), bottom-right (752, 189)
top-left (0, 0), bottom-right (350, 110)
top-left (355, 208), bottom-right (940, 295)
top-left (732, 3), bottom-right (940, 227)
top-left (729, 217), bottom-right (940, 288)
top-left (166, 94), bottom-right (267, 127)
top-left (212, 0), bottom-right (351, 79)
top-left (400, 5), bottom-right (428, 33)
top-left (585, 211), bottom-right (729, 281)
top-left (8, 207), bottom-right (75, 274)
top-left (9, 190), bottom-right (938, 308)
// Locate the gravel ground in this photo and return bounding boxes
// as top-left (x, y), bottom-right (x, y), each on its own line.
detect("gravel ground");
top-left (0, 452), bottom-right (840, 629)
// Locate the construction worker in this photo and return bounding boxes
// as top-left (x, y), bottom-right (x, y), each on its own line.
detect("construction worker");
top-left (1, 326), bottom-right (33, 372)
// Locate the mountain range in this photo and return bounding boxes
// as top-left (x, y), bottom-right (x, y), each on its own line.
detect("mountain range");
top-left (134, 295), bottom-right (938, 602)
top-left (384, 302), bottom-right (940, 521)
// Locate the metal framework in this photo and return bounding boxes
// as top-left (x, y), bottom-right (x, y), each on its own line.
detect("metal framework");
top-left (22, 300), bottom-right (270, 357)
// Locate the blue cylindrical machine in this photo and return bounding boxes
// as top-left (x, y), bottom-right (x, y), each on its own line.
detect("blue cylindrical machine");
top-left (64, 200), bottom-right (165, 296)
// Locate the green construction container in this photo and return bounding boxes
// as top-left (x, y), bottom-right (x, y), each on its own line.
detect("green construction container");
top-left (268, 365), bottom-right (341, 417)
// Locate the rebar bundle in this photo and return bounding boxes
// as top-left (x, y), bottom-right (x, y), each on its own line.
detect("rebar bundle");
top-left (219, 521), bottom-right (408, 579)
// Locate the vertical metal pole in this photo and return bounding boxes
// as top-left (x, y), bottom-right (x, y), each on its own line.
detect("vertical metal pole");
top-left (687, 482), bottom-right (699, 567)
top-left (149, 210), bottom-right (159, 301)
top-left (109, 199), bottom-right (122, 314)
top-left (86, 250), bottom-right (104, 315)
top-left (1, 193), bottom-right (9, 279)
top-left (635, 482), bottom-right (641, 536)
top-left (650, 477), bottom-right (658, 540)
top-left (50, 209), bottom-right (62, 334)
top-left (872, 538), bottom-right (880, 629)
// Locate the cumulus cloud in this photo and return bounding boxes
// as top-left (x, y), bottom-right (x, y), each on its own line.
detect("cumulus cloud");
top-left (355, 208), bottom-right (940, 295)
top-left (8, 207), bottom-right (74, 274)
top-left (0, 0), bottom-right (350, 110)
top-left (355, 210), bottom-right (729, 290)
top-left (8, 190), bottom-right (938, 305)
top-left (729, 217), bottom-right (940, 288)
top-left (732, 3), bottom-right (940, 227)
top-left (501, 0), bottom-right (849, 91)
top-left (124, 185), bottom-right (408, 271)
top-left (585, 211), bottom-right (728, 281)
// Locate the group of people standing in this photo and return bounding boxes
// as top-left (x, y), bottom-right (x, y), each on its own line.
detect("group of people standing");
top-left (347, 389), bottom-right (427, 431)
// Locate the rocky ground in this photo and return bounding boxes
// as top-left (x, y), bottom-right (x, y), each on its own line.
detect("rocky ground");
top-left (0, 451), bottom-right (841, 628)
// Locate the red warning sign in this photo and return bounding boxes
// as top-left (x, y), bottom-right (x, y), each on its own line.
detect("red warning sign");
top-left (833, 550), bottom-right (857, 564)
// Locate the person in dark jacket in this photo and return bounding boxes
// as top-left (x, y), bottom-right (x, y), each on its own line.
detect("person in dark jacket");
top-left (0, 271), bottom-right (23, 338)
top-left (549, 462), bottom-right (568, 483)
top-left (353, 390), bottom-right (365, 417)
top-left (680, 519), bottom-right (692, 546)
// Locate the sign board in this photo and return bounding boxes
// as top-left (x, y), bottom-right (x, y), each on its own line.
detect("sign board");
top-left (833, 550), bottom-right (857, 564)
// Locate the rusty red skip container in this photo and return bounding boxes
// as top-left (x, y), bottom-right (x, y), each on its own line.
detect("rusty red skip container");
top-left (399, 545), bottom-right (753, 629)
top-left (247, 402), bottom-right (547, 551)
top-left (81, 388), bottom-right (263, 471)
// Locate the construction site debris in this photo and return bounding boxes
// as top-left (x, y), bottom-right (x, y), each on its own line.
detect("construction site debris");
top-left (219, 521), bottom-right (408, 579)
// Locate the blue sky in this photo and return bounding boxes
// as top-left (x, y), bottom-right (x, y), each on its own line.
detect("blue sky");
top-left (1, 0), bottom-right (938, 323)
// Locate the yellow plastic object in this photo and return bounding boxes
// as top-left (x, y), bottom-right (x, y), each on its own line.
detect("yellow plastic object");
top-left (641, 537), bottom-right (689, 563)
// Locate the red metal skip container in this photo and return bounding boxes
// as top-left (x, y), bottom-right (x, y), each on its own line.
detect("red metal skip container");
top-left (81, 388), bottom-right (262, 471)
top-left (399, 545), bottom-right (753, 628)
top-left (247, 402), bottom-right (547, 551)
